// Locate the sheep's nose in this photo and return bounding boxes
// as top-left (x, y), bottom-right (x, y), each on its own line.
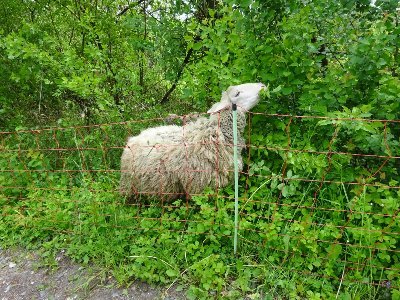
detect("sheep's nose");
top-left (259, 83), bottom-right (266, 89)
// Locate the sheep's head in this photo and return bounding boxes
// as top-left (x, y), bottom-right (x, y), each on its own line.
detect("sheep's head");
top-left (207, 83), bottom-right (266, 113)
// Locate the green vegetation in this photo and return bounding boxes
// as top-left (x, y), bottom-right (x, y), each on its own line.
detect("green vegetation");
top-left (1, 0), bottom-right (399, 299)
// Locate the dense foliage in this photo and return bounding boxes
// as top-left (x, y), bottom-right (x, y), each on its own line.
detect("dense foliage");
top-left (1, 0), bottom-right (399, 299)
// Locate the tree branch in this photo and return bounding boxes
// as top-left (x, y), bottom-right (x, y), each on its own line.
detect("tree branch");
top-left (117, 0), bottom-right (145, 17)
top-left (160, 48), bottom-right (193, 104)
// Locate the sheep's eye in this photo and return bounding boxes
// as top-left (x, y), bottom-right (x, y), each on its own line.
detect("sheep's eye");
top-left (235, 91), bottom-right (241, 97)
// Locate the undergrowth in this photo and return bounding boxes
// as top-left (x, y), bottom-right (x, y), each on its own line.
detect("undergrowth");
top-left (0, 109), bottom-right (399, 299)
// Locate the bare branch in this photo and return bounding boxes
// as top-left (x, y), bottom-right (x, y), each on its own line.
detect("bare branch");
top-left (160, 48), bottom-right (193, 104)
top-left (117, 0), bottom-right (145, 17)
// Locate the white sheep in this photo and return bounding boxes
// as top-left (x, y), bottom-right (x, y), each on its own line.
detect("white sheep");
top-left (119, 83), bottom-right (266, 200)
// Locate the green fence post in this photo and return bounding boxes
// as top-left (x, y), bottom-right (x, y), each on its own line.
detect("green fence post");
top-left (232, 103), bottom-right (239, 255)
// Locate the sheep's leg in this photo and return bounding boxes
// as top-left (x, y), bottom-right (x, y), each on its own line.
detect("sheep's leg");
top-left (184, 191), bottom-right (190, 212)
top-left (124, 185), bottom-right (140, 206)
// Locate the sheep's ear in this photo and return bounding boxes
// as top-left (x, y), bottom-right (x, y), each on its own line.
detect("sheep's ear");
top-left (207, 101), bottom-right (229, 113)
top-left (207, 91), bottom-right (230, 113)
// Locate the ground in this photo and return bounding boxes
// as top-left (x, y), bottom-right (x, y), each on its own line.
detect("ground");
top-left (0, 248), bottom-right (185, 300)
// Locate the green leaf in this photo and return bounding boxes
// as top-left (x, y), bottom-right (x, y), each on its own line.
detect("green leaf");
top-left (272, 85), bottom-right (282, 93)
top-left (221, 53), bottom-right (229, 63)
top-left (166, 269), bottom-right (179, 277)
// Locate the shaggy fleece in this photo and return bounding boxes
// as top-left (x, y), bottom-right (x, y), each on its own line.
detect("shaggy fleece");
top-left (119, 109), bottom-right (246, 199)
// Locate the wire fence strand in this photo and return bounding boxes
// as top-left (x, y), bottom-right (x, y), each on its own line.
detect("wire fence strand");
top-left (1, 111), bottom-right (399, 292)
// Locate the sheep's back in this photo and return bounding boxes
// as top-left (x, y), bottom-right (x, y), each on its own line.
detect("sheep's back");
top-left (128, 124), bottom-right (183, 146)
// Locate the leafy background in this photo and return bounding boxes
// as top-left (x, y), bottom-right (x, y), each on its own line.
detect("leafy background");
top-left (1, 0), bottom-right (399, 299)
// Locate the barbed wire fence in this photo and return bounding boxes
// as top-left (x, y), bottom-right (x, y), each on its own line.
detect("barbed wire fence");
top-left (0, 111), bottom-right (399, 294)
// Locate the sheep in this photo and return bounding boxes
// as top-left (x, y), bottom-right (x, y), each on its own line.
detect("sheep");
top-left (119, 82), bottom-right (266, 200)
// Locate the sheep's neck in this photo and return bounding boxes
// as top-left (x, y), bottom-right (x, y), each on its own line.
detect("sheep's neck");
top-left (217, 110), bottom-right (246, 145)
